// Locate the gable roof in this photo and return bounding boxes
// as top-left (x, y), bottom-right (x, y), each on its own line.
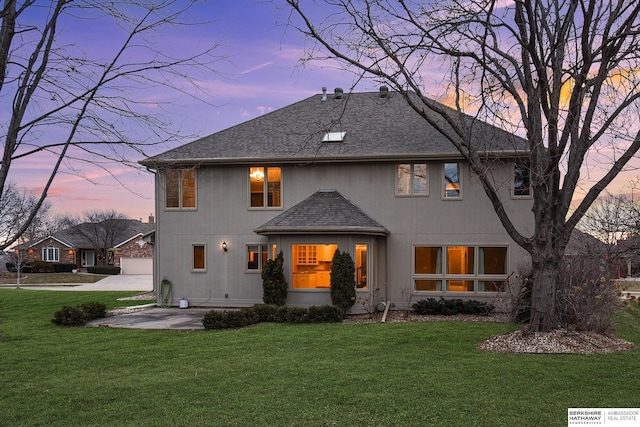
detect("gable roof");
top-left (140, 90), bottom-right (527, 167)
top-left (254, 190), bottom-right (388, 236)
top-left (19, 220), bottom-right (155, 250)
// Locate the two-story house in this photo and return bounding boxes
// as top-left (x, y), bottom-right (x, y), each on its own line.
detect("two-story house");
top-left (140, 88), bottom-right (533, 312)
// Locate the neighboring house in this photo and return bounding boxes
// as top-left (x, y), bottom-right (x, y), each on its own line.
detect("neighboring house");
top-left (140, 88), bottom-right (534, 312)
top-left (15, 218), bottom-right (155, 274)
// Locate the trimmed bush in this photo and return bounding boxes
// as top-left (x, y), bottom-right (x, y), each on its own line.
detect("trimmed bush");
top-left (202, 305), bottom-right (342, 330)
top-left (6, 262), bottom-right (33, 273)
top-left (87, 266), bottom-right (120, 275)
top-left (202, 308), bottom-right (260, 330)
top-left (30, 260), bottom-right (55, 273)
top-left (330, 250), bottom-right (356, 316)
top-left (262, 251), bottom-right (288, 306)
top-left (306, 305), bottom-right (343, 323)
top-left (413, 298), bottom-right (494, 316)
top-left (53, 263), bottom-right (78, 273)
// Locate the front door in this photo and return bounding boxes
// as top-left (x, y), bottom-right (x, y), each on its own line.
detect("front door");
top-left (82, 250), bottom-right (95, 267)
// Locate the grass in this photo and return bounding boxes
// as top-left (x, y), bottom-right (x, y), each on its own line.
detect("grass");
top-left (1, 289), bottom-right (639, 427)
top-left (0, 272), bottom-right (107, 285)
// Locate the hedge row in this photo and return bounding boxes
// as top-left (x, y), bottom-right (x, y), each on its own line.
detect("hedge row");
top-left (6, 262), bottom-right (77, 273)
top-left (52, 302), bottom-right (107, 327)
top-left (412, 297), bottom-right (494, 316)
top-left (87, 266), bottom-right (120, 275)
top-left (202, 304), bottom-right (343, 330)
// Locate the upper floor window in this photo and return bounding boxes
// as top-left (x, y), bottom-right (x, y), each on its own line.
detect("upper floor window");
top-left (42, 245), bottom-right (59, 262)
top-left (250, 166), bottom-right (281, 208)
top-left (165, 169), bottom-right (196, 209)
top-left (513, 162), bottom-right (531, 197)
top-left (443, 162), bottom-right (461, 199)
top-left (396, 163), bottom-right (428, 196)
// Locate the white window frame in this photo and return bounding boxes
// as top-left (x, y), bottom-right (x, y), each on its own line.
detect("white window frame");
top-left (396, 163), bottom-right (429, 196)
top-left (42, 245), bottom-right (60, 262)
top-left (246, 244), bottom-right (275, 273)
top-left (165, 168), bottom-right (197, 210)
top-left (248, 166), bottom-right (282, 209)
top-left (192, 243), bottom-right (206, 272)
top-left (442, 162), bottom-right (462, 200)
top-left (512, 162), bottom-right (532, 198)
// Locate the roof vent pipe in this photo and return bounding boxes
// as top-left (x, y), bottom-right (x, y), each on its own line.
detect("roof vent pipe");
top-left (321, 87), bottom-right (327, 101)
top-left (379, 86), bottom-right (389, 98)
top-left (334, 87), bottom-right (343, 99)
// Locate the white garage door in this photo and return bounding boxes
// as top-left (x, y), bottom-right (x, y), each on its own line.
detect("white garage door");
top-left (120, 257), bottom-right (153, 275)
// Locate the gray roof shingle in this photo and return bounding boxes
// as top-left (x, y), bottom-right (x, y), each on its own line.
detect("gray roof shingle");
top-left (140, 91), bottom-right (526, 167)
top-left (254, 190), bottom-right (389, 236)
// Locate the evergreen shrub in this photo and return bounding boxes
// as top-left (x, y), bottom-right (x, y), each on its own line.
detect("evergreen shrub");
top-left (412, 298), bottom-right (494, 316)
top-left (330, 250), bottom-right (356, 316)
top-left (87, 266), bottom-right (120, 275)
top-left (261, 251), bottom-right (288, 306)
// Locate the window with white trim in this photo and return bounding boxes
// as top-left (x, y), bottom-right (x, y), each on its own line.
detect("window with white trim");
top-left (192, 244), bottom-right (206, 272)
top-left (246, 244), bottom-right (276, 272)
top-left (443, 162), bottom-right (461, 199)
top-left (413, 245), bottom-right (508, 292)
top-left (513, 162), bottom-right (531, 197)
top-left (396, 163), bottom-right (428, 196)
top-left (165, 169), bottom-right (196, 209)
top-left (42, 245), bottom-right (60, 262)
top-left (249, 166), bottom-right (281, 208)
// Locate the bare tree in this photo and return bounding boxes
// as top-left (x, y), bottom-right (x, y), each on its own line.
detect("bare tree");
top-left (0, 181), bottom-right (51, 246)
top-left (73, 210), bottom-right (130, 266)
top-left (285, 0), bottom-right (640, 331)
top-left (0, 0), bottom-right (222, 250)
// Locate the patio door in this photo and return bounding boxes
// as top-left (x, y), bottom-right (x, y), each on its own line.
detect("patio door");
top-left (82, 250), bottom-right (95, 267)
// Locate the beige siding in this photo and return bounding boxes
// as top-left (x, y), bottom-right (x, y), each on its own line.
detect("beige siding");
top-left (154, 161), bottom-right (533, 309)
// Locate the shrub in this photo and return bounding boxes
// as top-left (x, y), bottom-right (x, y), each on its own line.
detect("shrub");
top-left (202, 305), bottom-right (342, 330)
top-left (412, 298), bottom-right (494, 316)
top-left (202, 308), bottom-right (260, 330)
top-left (52, 306), bottom-right (88, 327)
top-left (261, 251), bottom-right (288, 306)
top-left (306, 305), bottom-right (343, 323)
top-left (30, 260), bottom-right (55, 273)
top-left (53, 263), bottom-right (78, 273)
top-left (6, 262), bottom-right (32, 273)
top-left (51, 302), bottom-right (107, 327)
top-left (79, 302), bottom-right (107, 320)
top-left (330, 250), bottom-right (356, 316)
top-left (87, 266), bottom-right (120, 275)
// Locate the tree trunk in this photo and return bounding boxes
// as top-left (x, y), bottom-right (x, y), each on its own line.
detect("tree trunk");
top-left (528, 252), bottom-right (561, 332)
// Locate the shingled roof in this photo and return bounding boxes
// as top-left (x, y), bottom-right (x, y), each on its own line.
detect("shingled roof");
top-left (140, 90), bottom-right (527, 167)
top-left (254, 190), bottom-right (388, 236)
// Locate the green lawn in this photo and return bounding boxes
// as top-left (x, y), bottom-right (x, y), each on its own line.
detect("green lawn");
top-left (0, 272), bottom-right (107, 285)
top-left (1, 289), bottom-right (639, 427)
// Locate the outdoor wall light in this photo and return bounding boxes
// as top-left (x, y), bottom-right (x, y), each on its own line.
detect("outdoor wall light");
top-left (222, 241), bottom-right (228, 252)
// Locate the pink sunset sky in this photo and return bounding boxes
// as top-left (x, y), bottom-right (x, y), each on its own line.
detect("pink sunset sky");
top-left (7, 1), bottom-right (640, 222)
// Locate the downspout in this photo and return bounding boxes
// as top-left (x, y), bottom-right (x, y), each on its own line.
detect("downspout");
top-left (380, 300), bottom-right (392, 323)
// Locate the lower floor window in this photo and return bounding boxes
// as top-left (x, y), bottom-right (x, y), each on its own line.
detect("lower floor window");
top-left (247, 244), bottom-right (276, 271)
top-left (291, 244), bottom-right (338, 289)
top-left (192, 244), bottom-right (206, 271)
top-left (414, 245), bottom-right (508, 292)
top-left (42, 245), bottom-right (59, 262)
